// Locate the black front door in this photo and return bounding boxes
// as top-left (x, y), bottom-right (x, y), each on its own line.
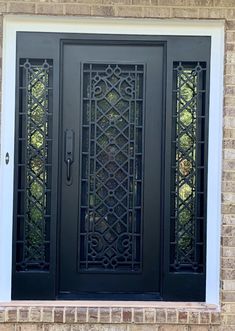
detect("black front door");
top-left (59, 43), bottom-right (164, 298)
top-left (13, 33), bottom-right (210, 300)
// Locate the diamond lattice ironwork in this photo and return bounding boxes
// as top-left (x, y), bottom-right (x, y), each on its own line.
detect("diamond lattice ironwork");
top-left (80, 63), bottom-right (145, 272)
top-left (170, 62), bottom-right (207, 272)
top-left (15, 59), bottom-right (53, 271)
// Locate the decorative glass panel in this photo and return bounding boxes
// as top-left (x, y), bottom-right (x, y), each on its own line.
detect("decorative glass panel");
top-left (170, 62), bottom-right (207, 272)
top-left (79, 63), bottom-right (145, 272)
top-left (16, 59), bottom-right (53, 271)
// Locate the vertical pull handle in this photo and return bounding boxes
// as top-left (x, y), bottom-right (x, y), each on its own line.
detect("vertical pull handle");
top-left (64, 129), bottom-right (74, 185)
top-left (66, 157), bottom-right (72, 182)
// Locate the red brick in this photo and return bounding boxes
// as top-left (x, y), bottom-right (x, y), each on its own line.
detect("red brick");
top-left (178, 311), bottom-right (188, 324)
top-left (123, 308), bottom-right (132, 323)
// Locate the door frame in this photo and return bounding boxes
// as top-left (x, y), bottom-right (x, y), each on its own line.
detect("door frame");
top-left (0, 15), bottom-right (224, 304)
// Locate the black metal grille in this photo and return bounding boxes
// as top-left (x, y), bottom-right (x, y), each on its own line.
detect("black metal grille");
top-left (15, 59), bottom-right (53, 271)
top-left (79, 63), bottom-right (145, 272)
top-left (170, 62), bottom-right (207, 272)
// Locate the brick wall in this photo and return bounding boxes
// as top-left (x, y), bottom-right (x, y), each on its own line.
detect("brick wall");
top-left (0, 304), bottom-right (221, 330)
top-left (0, 0), bottom-right (234, 330)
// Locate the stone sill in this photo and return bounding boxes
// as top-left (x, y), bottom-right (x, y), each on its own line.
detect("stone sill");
top-left (0, 301), bottom-right (218, 309)
top-left (0, 302), bottom-right (220, 325)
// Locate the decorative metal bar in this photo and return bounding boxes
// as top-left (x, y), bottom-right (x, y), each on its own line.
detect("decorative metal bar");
top-left (79, 63), bottom-right (145, 272)
top-left (16, 59), bottom-right (53, 271)
top-left (170, 61), bottom-right (207, 272)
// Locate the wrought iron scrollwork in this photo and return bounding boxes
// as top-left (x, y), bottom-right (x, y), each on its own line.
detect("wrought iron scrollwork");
top-left (16, 59), bottom-right (53, 271)
top-left (80, 63), bottom-right (145, 272)
top-left (170, 61), bottom-right (207, 272)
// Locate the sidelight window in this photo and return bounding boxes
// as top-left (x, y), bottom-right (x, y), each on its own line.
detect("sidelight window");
top-left (170, 62), bottom-right (207, 273)
top-left (15, 59), bottom-right (53, 272)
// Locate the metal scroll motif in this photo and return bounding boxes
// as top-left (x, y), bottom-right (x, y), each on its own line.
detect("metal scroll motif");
top-left (16, 59), bottom-right (53, 271)
top-left (80, 63), bottom-right (144, 272)
top-left (170, 62), bottom-right (207, 272)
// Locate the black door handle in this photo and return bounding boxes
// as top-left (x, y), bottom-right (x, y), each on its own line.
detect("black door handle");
top-left (66, 157), bottom-right (72, 182)
top-left (64, 129), bottom-right (74, 185)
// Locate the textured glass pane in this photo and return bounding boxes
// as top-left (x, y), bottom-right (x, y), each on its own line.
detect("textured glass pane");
top-left (170, 62), bottom-right (206, 272)
top-left (80, 63), bottom-right (145, 272)
top-left (16, 59), bottom-right (53, 271)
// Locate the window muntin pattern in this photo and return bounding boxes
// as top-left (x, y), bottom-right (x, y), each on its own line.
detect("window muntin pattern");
top-left (16, 59), bottom-right (53, 271)
top-left (170, 62), bottom-right (207, 272)
top-left (79, 63), bottom-right (144, 272)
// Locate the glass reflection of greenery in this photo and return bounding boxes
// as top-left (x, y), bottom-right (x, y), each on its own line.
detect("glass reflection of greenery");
top-left (175, 67), bottom-right (197, 262)
top-left (26, 65), bottom-right (49, 265)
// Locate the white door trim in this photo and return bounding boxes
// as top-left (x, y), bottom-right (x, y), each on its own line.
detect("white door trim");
top-left (0, 15), bottom-right (224, 304)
